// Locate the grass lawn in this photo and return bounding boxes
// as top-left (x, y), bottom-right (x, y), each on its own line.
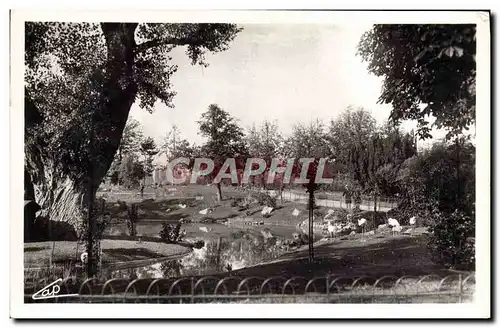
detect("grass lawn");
top-left (24, 239), bottom-right (190, 267)
top-left (229, 234), bottom-right (457, 279)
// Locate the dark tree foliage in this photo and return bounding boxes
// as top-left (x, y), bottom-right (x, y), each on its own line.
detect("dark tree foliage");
top-left (25, 22), bottom-right (241, 277)
top-left (397, 137), bottom-right (475, 216)
top-left (427, 210), bottom-right (475, 271)
top-left (365, 125), bottom-right (417, 196)
top-left (328, 106), bottom-right (377, 173)
top-left (245, 120), bottom-right (284, 188)
top-left (162, 125), bottom-right (199, 162)
top-left (328, 107), bottom-right (417, 195)
top-left (197, 104), bottom-right (248, 200)
top-left (25, 22), bottom-right (241, 228)
top-left (140, 136), bottom-right (159, 181)
top-left (358, 24), bottom-right (476, 139)
top-left (393, 138), bottom-right (476, 270)
top-left (284, 119), bottom-right (332, 192)
top-left (118, 154), bottom-right (146, 188)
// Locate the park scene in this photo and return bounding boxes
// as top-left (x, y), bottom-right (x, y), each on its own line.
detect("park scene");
top-left (23, 22), bottom-right (476, 304)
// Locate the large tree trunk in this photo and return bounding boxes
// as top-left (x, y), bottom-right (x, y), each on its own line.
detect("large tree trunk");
top-left (25, 93), bottom-right (90, 230)
top-left (26, 23), bottom-right (138, 223)
top-left (35, 174), bottom-right (87, 225)
top-left (24, 169), bottom-right (35, 201)
top-left (25, 23), bottom-right (139, 276)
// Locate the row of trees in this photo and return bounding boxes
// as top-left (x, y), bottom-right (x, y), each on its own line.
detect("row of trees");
top-left (107, 104), bottom-right (419, 263)
top-left (112, 104), bottom-right (419, 204)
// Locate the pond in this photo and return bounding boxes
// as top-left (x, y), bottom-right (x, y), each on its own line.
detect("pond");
top-left (103, 226), bottom-right (323, 280)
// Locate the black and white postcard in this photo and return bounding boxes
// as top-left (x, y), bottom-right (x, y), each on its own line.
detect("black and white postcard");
top-left (10, 9), bottom-right (491, 319)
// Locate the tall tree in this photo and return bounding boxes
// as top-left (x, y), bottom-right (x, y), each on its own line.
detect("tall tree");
top-left (161, 125), bottom-right (181, 160)
top-left (357, 24), bottom-right (476, 139)
top-left (170, 139), bottom-right (198, 160)
top-left (197, 104), bottom-right (247, 201)
top-left (328, 106), bottom-right (377, 187)
top-left (246, 124), bottom-right (261, 160)
top-left (107, 118), bottom-right (144, 184)
top-left (118, 118), bottom-right (144, 161)
top-left (245, 120), bottom-right (284, 188)
top-left (140, 137), bottom-right (159, 184)
top-left (365, 126), bottom-right (417, 210)
top-left (25, 22), bottom-right (241, 230)
top-left (160, 125), bottom-right (198, 181)
top-left (328, 107), bottom-right (417, 209)
top-left (118, 153), bottom-right (146, 189)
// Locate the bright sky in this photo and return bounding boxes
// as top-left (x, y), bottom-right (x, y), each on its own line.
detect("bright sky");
top-left (130, 24), bottom-right (451, 151)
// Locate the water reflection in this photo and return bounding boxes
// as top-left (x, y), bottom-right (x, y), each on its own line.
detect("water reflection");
top-left (108, 229), bottom-right (292, 279)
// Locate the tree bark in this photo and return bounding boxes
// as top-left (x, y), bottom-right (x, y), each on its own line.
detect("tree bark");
top-left (24, 169), bottom-right (35, 201)
top-left (26, 23), bottom-right (138, 225)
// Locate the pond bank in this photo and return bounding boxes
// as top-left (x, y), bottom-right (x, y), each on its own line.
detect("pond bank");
top-left (24, 240), bottom-right (191, 267)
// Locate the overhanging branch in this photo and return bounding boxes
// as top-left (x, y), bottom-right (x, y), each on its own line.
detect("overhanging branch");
top-left (136, 37), bottom-right (203, 53)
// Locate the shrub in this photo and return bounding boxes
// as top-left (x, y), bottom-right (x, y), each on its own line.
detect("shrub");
top-left (354, 193), bottom-right (362, 205)
top-left (313, 208), bottom-right (328, 219)
top-left (427, 210), bottom-right (475, 270)
top-left (32, 218), bottom-right (78, 241)
top-left (352, 206), bottom-right (363, 215)
top-left (332, 208), bottom-right (349, 221)
top-left (388, 200), bottom-right (440, 227)
top-left (354, 212), bottom-right (387, 232)
top-left (230, 197), bottom-right (244, 208)
top-left (252, 192), bottom-right (277, 208)
top-left (159, 222), bottom-right (184, 243)
top-left (193, 240), bottom-right (205, 249)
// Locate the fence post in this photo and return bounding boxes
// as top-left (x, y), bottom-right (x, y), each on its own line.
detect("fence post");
top-left (326, 275), bottom-right (330, 302)
top-left (458, 274), bottom-right (463, 303)
top-left (191, 277), bottom-right (195, 304)
top-left (216, 237), bottom-right (222, 270)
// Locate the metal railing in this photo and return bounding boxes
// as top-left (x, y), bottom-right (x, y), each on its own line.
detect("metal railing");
top-left (266, 190), bottom-right (398, 212)
top-left (25, 273), bottom-right (474, 304)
